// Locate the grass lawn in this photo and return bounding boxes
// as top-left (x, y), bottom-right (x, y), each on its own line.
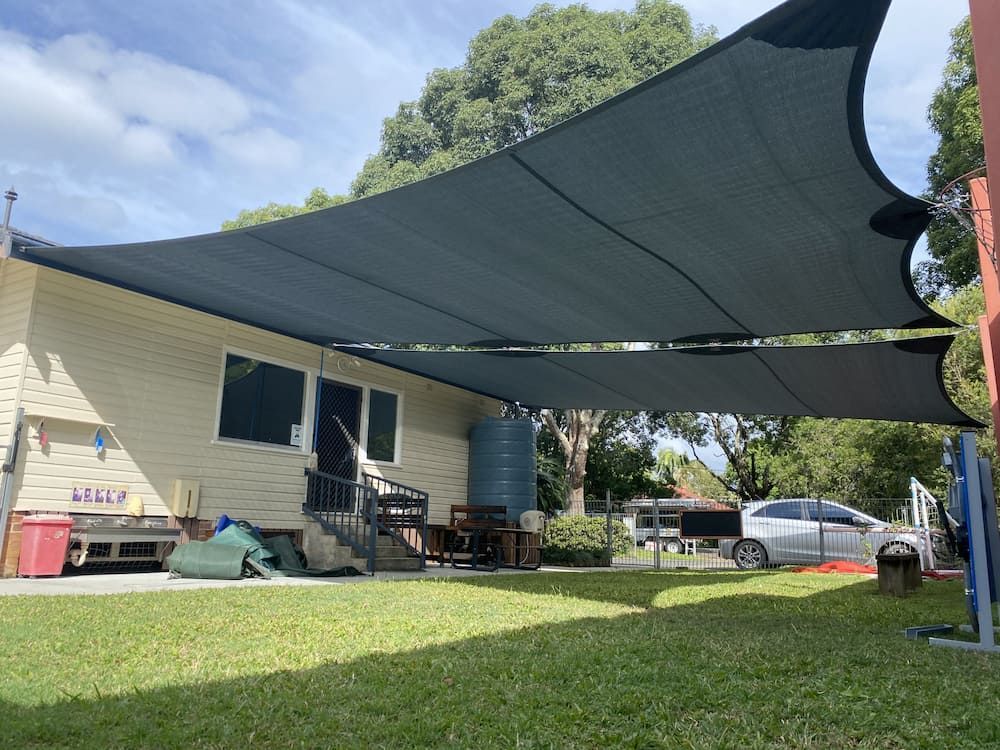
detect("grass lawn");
top-left (1, 570), bottom-right (998, 749)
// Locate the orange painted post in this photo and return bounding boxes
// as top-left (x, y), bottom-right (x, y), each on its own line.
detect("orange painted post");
top-left (970, 1), bottom-right (1000, 189)
top-left (969, 0), bottom-right (1000, 455)
top-left (972, 180), bottom-right (999, 439)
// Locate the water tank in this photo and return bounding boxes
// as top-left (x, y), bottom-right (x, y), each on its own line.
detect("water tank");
top-left (468, 417), bottom-right (537, 523)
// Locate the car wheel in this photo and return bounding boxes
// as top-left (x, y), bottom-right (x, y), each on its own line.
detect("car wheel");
top-left (879, 541), bottom-right (916, 556)
top-left (664, 538), bottom-right (684, 555)
top-left (734, 540), bottom-right (766, 569)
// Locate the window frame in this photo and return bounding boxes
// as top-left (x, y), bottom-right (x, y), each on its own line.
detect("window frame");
top-left (362, 385), bottom-right (404, 467)
top-left (212, 347), bottom-right (313, 455)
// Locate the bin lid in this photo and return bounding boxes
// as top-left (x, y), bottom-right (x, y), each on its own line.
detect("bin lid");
top-left (23, 515), bottom-right (75, 526)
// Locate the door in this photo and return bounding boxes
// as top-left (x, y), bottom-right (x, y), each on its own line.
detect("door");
top-left (315, 379), bottom-right (362, 481)
top-left (747, 500), bottom-right (808, 563)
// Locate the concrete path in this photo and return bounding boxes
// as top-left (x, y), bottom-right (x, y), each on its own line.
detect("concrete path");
top-left (0, 563), bottom-right (611, 596)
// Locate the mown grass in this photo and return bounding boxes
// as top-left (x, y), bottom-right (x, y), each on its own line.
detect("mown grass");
top-left (1, 571), bottom-right (997, 749)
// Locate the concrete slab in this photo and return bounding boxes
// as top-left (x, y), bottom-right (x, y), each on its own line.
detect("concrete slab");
top-left (0, 563), bottom-right (613, 596)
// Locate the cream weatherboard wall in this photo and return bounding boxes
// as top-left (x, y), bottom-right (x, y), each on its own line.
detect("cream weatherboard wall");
top-left (0, 259), bottom-right (37, 444)
top-left (7, 260), bottom-right (500, 527)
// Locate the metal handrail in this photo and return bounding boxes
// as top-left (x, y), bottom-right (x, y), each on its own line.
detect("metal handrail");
top-left (910, 477), bottom-right (942, 570)
top-left (363, 473), bottom-right (429, 568)
top-left (302, 469), bottom-right (378, 573)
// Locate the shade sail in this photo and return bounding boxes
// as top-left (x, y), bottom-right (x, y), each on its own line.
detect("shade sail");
top-left (14, 0), bottom-right (949, 347)
top-left (339, 338), bottom-right (980, 427)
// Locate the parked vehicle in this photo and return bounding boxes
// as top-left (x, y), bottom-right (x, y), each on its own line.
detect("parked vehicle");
top-left (719, 499), bottom-right (938, 570)
top-left (623, 498), bottom-right (731, 554)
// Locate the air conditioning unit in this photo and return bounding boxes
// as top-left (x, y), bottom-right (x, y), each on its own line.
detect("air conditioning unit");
top-left (169, 479), bottom-right (200, 518)
top-left (519, 510), bottom-right (545, 534)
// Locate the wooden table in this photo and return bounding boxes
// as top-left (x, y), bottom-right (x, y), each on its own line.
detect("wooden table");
top-left (427, 524), bottom-right (542, 571)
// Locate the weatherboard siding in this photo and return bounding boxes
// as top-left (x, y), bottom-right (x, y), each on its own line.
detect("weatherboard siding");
top-left (0, 259), bottom-right (36, 444)
top-left (11, 265), bottom-right (499, 525)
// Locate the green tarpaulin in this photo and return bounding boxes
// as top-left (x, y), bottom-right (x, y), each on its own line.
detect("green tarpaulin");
top-left (166, 521), bottom-right (361, 580)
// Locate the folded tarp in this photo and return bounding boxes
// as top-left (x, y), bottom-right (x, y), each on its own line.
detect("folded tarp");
top-left (167, 521), bottom-right (362, 579)
top-left (165, 542), bottom-right (251, 581)
top-left (12, 0), bottom-right (949, 348)
top-left (340, 336), bottom-right (980, 427)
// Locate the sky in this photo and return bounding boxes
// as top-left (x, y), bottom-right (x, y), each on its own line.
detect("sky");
top-left (1, 0), bottom-right (967, 248)
top-left (0, 0), bottom-right (971, 470)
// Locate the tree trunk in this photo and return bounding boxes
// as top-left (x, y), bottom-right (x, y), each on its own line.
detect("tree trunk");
top-left (542, 407), bottom-right (607, 515)
top-left (566, 432), bottom-right (590, 515)
top-left (705, 413), bottom-right (778, 501)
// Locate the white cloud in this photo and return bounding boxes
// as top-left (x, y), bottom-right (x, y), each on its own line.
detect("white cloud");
top-left (0, 0), bottom-right (972, 247)
top-left (103, 53), bottom-right (253, 139)
top-left (213, 127), bottom-right (303, 170)
top-left (0, 23), bottom-right (314, 241)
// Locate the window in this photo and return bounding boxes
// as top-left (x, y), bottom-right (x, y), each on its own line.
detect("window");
top-left (637, 514), bottom-right (657, 529)
top-left (805, 502), bottom-right (862, 525)
top-left (365, 389), bottom-right (398, 462)
top-left (754, 501), bottom-right (802, 520)
top-left (218, 354), bottom-right (305, 447)
top-left (634, 511), bottom-right (680, 532)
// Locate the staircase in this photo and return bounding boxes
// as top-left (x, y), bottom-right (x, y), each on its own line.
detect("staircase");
top-left (301, 520), bottom-right (421, 572)
top-left (301, 469), bottom-right (428, 572)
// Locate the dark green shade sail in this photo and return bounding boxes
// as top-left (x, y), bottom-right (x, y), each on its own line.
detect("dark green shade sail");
top-left (14, 0), bottom-right (948, 347)
top-left (338, 337), bottom-right (980, 427)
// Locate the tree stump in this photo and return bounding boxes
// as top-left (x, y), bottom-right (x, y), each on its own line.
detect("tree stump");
top-left (876, 552), bottom-right (922, 596)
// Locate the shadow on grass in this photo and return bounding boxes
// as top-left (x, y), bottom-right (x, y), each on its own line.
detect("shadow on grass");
top-left (2, 575), bottom-right (991, 749)
top-left (452, 569), bottom-right (776, 609)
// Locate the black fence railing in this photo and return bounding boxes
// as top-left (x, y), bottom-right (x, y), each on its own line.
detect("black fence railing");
top-left (363, 473), bottom-right (429, 569)
top-left (585, 497), bottom-right (954, 571)
top-left (302, 469), bottom-right (378, 572)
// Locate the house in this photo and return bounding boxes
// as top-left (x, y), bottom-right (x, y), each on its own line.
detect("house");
top-left (0, 234), bottom-right (503, 577)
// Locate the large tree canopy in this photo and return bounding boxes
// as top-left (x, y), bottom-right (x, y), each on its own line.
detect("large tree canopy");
top-left (349, 1), bottom-right (715, 200)
top-left (921, 17), bottom-right (985, 295)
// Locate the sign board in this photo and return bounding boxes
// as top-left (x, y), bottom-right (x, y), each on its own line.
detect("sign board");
top-left (679, 510), bottom-right (742, 539)
top-left (290, 424), bottom-right (303, 447)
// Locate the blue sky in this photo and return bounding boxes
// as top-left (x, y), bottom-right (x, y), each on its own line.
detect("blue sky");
top-left (1, 0), bottom-right (967, 250)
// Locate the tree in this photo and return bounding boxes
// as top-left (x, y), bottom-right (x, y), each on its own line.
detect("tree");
top-left (349, 1), bottom-right (716, 198)
top-left (535, 453), bottom-right (570, 514)
top-left (538, 409), bottom-right (670, 513)
top-left (921, 17), bottom-right (984, 295)
top-left (655, 448), bottom-right (735, 499)
top-left (540, 407), bottom-right (608, 515)
top-left (664, 412), bottom-right (794, 501)
top-left (221, 188), bottom-right (347, 231)
top-left (583, 411), bottom-right (672, 505)
top-left (765, 418), bottom-right (943, 501)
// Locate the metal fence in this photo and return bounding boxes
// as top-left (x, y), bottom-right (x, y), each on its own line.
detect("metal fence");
top-left (585, 495), bottom-right (955, 571)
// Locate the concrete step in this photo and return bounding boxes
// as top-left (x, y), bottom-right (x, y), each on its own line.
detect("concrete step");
top-left (372, 556), bottom-right (422, 572)
top-left (303, 517), bottom-right (422, 572)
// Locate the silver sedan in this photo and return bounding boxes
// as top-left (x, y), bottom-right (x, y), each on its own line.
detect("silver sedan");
top-left (719, 499), bottom-right (935, 569)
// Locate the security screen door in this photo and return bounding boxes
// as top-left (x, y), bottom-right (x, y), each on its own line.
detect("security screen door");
top-left (315, 379), bottom-right (362, 481)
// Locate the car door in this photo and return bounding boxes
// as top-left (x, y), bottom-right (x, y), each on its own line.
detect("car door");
top-left (748, 501), bottom-right (806, 563)
top-left (805, 501), bottom-right (867, 563)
